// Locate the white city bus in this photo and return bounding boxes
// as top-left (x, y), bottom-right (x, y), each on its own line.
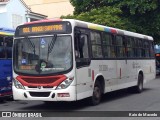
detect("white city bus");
top-left (12, 19), bottom-right (155, 105)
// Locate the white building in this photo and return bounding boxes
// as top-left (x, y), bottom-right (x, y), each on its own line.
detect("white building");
top-left (0, 0), bottom-right (47, 29)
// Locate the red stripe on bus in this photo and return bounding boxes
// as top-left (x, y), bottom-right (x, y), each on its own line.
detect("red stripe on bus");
top-left (16, 75), bottom-right (67, 87)
top-left (92, 70), bottom-right (94, 81)
top-left (120, 68), bottom-right (121, 79)
top-left (111, 29), bottom-right (117, 34)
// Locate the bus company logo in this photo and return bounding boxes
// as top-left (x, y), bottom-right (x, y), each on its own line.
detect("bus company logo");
top-left (2, 112), bottom-right (11, 117)
top-left (37, 86), bottom-right (42, 89)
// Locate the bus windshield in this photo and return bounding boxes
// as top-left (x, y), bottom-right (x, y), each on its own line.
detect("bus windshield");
top-left (13, 35), bottom-right (72, 75)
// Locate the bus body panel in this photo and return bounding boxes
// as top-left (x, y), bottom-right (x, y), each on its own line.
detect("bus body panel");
top-left (0, 59), bottom-right (12, 97)
top-left (116, 60), bottom-right (128, 86)
top-left (94, 60), bottom-right (118, 92)
top-left (125, 60), bottom-right (137, 84)
top-left (76, 66), bottom-right (93, 100)
top-left (13, 85), bottom-right (76, 101)
top-left (12, 19), bottom-right (155, 103)
top-left (12, 70), bottom-right (77, 101)
top-left (136, 60), bottom-right (155, 84)
top-left (0, 27), bottom-right (14, 99)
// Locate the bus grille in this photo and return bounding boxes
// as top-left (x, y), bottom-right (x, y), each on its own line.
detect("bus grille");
top-left (16, 75), bottom-right (67, 87)
top-left (29, 92), bottom-right (50, 97)
top-left (28, 86), bottom-right (53, 89)
top-left (22, 78), bottom-right (57, 84)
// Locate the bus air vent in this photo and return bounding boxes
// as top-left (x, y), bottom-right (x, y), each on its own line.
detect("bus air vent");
top-left (29, 92), bottom-right (50, 97)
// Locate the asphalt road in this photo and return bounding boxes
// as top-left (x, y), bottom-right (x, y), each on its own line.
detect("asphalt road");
top-left (0, 77), bottom-right (160, 120)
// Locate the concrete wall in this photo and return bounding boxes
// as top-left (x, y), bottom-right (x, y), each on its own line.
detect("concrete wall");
top-left (23, 0), bottom-right (74, 18)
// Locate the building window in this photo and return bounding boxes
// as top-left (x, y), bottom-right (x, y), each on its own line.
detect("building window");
top-left (12, 14), bottom-right (23, 29)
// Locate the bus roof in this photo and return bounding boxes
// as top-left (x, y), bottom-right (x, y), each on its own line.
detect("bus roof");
top-left (21, 19), bottom-right (153, 40)
top-left (66, 19), bottom-right (153, 41)
top-left (0, 27), bottom-right (15, 36)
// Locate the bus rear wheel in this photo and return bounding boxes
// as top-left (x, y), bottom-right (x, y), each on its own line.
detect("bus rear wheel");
top-left (131, 74), bottom-right (143, 93)
top-left (89, 81), bottom-right (102, 105)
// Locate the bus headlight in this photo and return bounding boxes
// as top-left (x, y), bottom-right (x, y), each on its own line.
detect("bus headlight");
top-left (13, 78), bottom-right (25, 90)
top-left (56, 77), bottom-right (74, 90)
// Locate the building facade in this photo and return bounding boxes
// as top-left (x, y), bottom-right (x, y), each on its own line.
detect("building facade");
top-left (23, 0), bottom-right (74, 18)
top-left (0, 0), bottom-right (47, 29)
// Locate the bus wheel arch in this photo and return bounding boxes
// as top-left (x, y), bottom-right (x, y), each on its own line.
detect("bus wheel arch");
top-left (89, 75), bottom-right (105, 106)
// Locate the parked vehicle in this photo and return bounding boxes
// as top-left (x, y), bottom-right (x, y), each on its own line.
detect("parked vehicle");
top-left (0, 27), bottom-right (15, 101)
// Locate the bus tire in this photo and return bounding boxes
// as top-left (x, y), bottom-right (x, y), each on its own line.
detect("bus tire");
top-left (134, 73), bottom-right (143, 93)
top-left (89, 81), bottom-right (102, 106)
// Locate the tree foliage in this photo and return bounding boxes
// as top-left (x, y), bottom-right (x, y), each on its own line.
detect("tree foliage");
top-left (70, 0), bottom-right (159, 15)
top-left (61, 6), bottom-right (136, 31)
top-left (64, 0), bottom-right (160, 43)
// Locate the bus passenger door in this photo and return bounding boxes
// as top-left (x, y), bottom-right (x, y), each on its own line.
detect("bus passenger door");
top-left (74, 29), bottom-right (92, 100)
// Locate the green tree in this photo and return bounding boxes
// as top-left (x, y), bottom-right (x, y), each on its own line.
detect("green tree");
top-left (70, 0), bottom-right (109, 14)
top-left (61, 6), bottom-right (136, 31)
top-left (66, 0), bottom-right (160, 43)
top-left (116, 0), bottom-right (160, 43)
top-left (70, 0), bottom-right (159, 15)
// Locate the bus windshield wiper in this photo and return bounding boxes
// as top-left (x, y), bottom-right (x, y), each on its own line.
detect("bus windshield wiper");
top-left (25, 36), bottom-right (35, 54)
top-left (47, 34), bottom-right (57, 60)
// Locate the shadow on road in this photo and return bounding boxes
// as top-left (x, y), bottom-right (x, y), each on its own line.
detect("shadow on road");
top-left (16, 87), bottom-right (152, 111)
top-left (19, 99), bottom-right (89, 111)
top-left (101, 88), bottom-right (151, 103)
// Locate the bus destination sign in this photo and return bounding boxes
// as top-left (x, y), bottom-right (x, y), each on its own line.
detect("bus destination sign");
top-left (15, 21), bottom-right (71, 37)
top-left (23, 24), bottom-right (63, 34)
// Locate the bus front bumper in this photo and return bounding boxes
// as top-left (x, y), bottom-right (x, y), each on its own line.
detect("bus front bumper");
top-left (12, 86), bottom-right (76, 101)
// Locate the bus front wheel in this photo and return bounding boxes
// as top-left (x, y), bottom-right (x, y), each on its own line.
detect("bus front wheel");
top-left (89, 81), bottom-right (102, 105)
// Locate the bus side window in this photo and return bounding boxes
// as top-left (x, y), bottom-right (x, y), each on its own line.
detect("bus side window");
top-left (115, 35), bottom-right (125, 58)
top-left (90, 31), bottom-right (103, 58)
top-left (74, 29), bottom-right (90, 68)
top-left (0, 36), bottom-right (5, 58)
top-left (80, 34), bottom-right (89, 58)
top-left (150, 41), bottom-right (155, 58)
top-left (5, 37), bottom-right (13, 58)
top-left (75, 33), bottom-right (89, 59)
